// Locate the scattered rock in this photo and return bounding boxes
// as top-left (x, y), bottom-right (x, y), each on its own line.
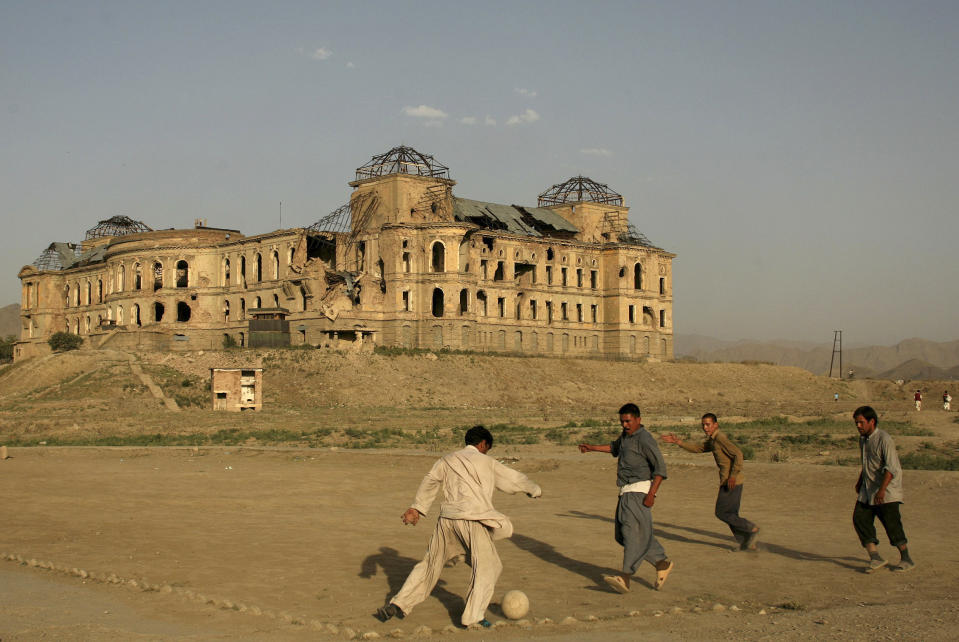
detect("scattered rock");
top-left (712, 603), bottom-right (726, 612)
top-left (730, 605), bottom-right (740, 612)
top-left (669, 606), bottom-right (684, 614)
top-left (361, 632), bottom-right (380, 640)
top-left (759, 609), bottom-right (767, 615)
top-left (584, 614), bottom-right (598, 622)
top-left (628, 611), bottom-right (642, 617)
top-left (412, 625), bottom-right (432, 636)
top-left (537, 617), bottom-right (554, 624)
top-left (560, 616), bottom-right (578, 625)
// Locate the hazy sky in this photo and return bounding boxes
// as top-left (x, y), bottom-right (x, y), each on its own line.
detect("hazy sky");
top-left (2, 1), bottom-right (957, 345)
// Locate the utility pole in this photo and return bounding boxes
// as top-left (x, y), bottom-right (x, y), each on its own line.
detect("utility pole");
top-left (828, 330), bottom-right (843, 378)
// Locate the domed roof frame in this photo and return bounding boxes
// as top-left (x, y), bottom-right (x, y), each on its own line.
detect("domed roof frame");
top-left (537, 175), bottom-right (623, 207)
top-left (84, 215), bottom-right (153, 240)
top-left (355, 145), bottom-right (450, 181)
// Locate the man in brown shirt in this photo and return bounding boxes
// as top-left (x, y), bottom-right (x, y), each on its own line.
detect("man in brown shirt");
top-left (663, 413), bottom-right (760, 551)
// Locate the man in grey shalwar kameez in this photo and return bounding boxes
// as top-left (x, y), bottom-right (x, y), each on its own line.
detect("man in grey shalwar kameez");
top-left (579, 403), bottom-right (673, 593)
top-left (375, 426), bottom-right (542, 627)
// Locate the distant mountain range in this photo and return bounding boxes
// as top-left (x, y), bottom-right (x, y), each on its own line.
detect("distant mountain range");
top-left (674, 334), bottom-right (959, 380)
top-left (0, 304), bottom-right (18, 338)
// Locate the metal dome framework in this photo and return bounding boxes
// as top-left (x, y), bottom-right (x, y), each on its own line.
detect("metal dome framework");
top-left (84, 215), bottom-right (153, 240)
top-left (355, 145), bottom-right (450, 181)
top-left (537, 176), bottom-right (623, 207)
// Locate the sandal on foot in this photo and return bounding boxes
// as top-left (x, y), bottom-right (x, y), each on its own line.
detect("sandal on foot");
top-left (603, 574), bottom-right (630, 594)
top-left (654, 560), bottom-right (674, 590)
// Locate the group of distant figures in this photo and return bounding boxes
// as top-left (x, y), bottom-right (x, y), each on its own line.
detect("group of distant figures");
top-left (912, 389), bottom-right (951, 411)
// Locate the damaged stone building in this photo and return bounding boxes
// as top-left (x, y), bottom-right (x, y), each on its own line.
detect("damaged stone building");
top-left (15, 146), bottom-right (674, 361)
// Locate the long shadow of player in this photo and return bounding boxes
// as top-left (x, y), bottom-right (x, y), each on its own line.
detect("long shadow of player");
top-left (358, 546), bottom-right (464, 622)
top-left (508, 532), bottom-right (626, 591)
top-left (559, 512), bottom-right (860, 569)
top-left (656, 522), bottom-right (862, 569)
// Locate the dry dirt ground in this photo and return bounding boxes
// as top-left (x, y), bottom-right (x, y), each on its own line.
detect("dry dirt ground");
top-left (1, 349), bottom-right (958, 640)
top-left (2, 436), bottom-right (958, 640)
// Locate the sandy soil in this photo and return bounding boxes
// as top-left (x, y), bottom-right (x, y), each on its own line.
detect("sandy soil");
top-left (2, 434), bottom-right (958, 640)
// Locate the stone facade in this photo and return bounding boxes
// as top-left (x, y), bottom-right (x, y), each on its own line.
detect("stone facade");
top-left (16, 147), bottom-right (674, 361)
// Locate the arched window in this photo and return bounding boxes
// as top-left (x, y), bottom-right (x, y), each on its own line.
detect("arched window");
top-left (132, 304), bottom-right (141, 326)
top-left (459, 289), bottom-right (469, 315)
top-left (85, 281), bottom-right (92, 305)
top-left (272, 293), bottom-right (279, 307)
top-left (117, 305), bottom-right (124, 325)
top-left (176, 260), bottom-right (189, 288)
top-left (177, 301), bottom-right (191, 322)
top-left (223, 258), bottom-right (231, 286)
top-left (254, 296), bottom-right (261, 308)
top-left (63, 284), bottom-right (70, 307)
top-left (85, 316), bottom-right (91, 333)
top-left (154, 302), bottom-right (164, 322)
top-left (117, 265), bottom-right (125, 292)
top-left (254, 253), bottom-right (262, 282)
top-left (73, 283), bottom-right (80, 306)
top-left (300, 286), bottom-right (308, 312)
top-left (431, 288), bottom-right (445, 317)
top-left (153, 262), bottom-right (163, 291)
top-left (134, 263), bottom-right (142, 289)
top-left (287, 247), bottom-right (295, 265)
top-left (97, 279), bottom-right (103, 302)
top-left (634, 263), bottom-right (643, 290)
top-left (272, 251), bottom-right (279, 279)
top-left (431, 241), bottom-right (446, 273)
top-left (240, 256), bottom-right (247, 285)
top-left (240, 298), bottom-right (246, 319)
top-left (74, 318), bottom-right (80, 334)
top-left (223, 299), bottom-right (230, 321)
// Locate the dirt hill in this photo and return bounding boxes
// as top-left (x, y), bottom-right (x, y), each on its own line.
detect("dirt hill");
top-left (0, 346), bottom-right (926, 443)
top-left (0, 303), bottom-right (19, 338)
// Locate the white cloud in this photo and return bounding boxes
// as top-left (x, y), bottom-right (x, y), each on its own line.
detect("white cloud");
top-left (515, 88), bottom-right (537, 98)
top-left (310, 47), bottom-right (333, 60)
top-left (484, 115), bottom-right (496, 126)
top-left (506, 108), bottom-right (540, 126)
top-left (402, 105), bottom-right (449, 119)
top-left (460, 116), bottom-right (477, 125)
top-left (424, 120), bottom-right (445, 128)
top-left (580, 147), bottom-right (612, 157)
top-left (346, 61), bottom-right (355, 68)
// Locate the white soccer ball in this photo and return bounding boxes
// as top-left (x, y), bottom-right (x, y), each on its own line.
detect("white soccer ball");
top-left (501, 590), bottom-right (530, 620)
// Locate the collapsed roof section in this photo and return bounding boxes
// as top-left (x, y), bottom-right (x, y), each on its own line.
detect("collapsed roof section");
top-left (85, 215), bottom-right (153, 240)
top-left (33, 243), bottom-right (81, 271)
top-left (537, 176), bottom-right (624, 207)
top-left (453, 197), bottom-right (579, 239)
top-left (355, 145), bottom-right (450, 181)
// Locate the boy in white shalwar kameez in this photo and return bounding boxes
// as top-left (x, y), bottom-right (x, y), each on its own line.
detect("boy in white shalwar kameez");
top-left (375, 426), bottom-right (542, 627)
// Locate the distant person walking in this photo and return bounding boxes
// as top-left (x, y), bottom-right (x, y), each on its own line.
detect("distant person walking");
top-left (914, 390), bottom-right (922, 411)
top-left (852, 406), bottom-right (915, 573)
top-left (834, 392), bottom-right (840, 402)
top-left (662, 414), bottom-right (760, 551)
top-left (579, 403), bottom-right (673, 593)
top-left (944, 391), bottom-right (952, 411)
top-left (375, 425), bottom-right (542, 628)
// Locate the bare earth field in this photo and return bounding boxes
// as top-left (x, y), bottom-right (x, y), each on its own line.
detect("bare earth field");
top-left (1, 349), bottom-right (958, 640)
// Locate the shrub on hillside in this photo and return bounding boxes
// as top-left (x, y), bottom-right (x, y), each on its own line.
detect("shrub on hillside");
top-left (0, 334), bottom-right (15, 362)
top-left (48, 332), bottom-right (83, 352)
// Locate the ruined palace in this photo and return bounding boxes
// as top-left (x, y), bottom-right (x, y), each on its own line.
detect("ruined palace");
top-left (15, 146), bottom-right (674, 361)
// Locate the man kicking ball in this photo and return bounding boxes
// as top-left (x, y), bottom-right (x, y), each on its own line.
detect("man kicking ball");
top-left (375, 426), bottom-right (542, 628)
